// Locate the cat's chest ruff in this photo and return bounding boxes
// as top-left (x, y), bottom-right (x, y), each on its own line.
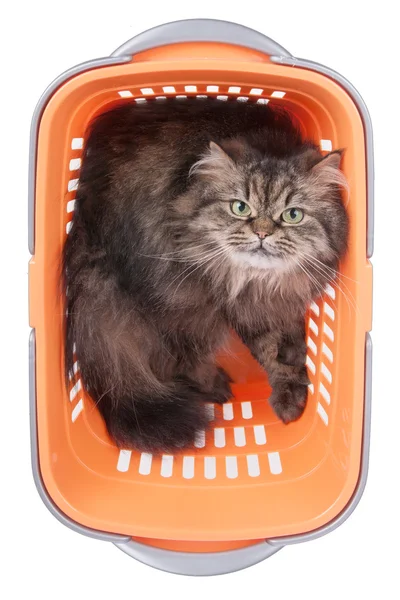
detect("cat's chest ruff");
top-left (225, 274), bottom-right (307, 328)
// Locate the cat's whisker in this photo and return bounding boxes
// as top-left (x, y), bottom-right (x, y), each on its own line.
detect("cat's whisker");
top-left (138, 241), bottom-right (219, 260)
top-left (296, 260), bottom-right (327, 299)
top-left (300, 250), bottom-right (358, 283)
top-left (170, 248), bottom-right (228, 299)
top-left (298, 251), bottom-right (358, 308)
top-left (165, 247), bottom-right (227, 294)
top-left (302, 260), bottom-right (351, 315)
top-left (299, 254), bottom-right (359, 316)
top-left (307, 263), bottom-right (359, 317)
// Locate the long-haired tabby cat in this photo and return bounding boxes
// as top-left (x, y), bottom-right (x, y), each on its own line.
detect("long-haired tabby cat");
top-left (63, 98), bottom-right (348, 453)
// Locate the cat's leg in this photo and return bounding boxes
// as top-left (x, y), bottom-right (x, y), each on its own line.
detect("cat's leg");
top-left (100, 380), bottom-right (211, 452)
top-left (66, 271), bottom-right (210, 453)
top-left (239, 324), bottom-right (309, 423)
top-left (277, 326), bottom-right (307, 367)
top-left (188, 361), bottom-right (232, 404)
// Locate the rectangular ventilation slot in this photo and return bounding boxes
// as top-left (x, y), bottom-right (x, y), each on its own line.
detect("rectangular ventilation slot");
top-left (185, 85), bottom-right (197, 92)
top-left (323, 322), bottom-right (334, 342)
top-left (155, 96), bottom-right (167, 101)
top-left (69, 379), bottom-right (82, 402)
top-left (66, 221), bottom-right (73, 234)
top-left (69, 158), bottom-right (81, 171)
top-left (214, 428), bottom-right (226, 448)
top-left (196, 95), bottom-right (208, 99)
top-left (176, 95), bottom-right (187, 99)
top-left (68, 361), bottom-right (79, 379)
top-left (228, 86), bottom-right (241, 93)
top-left (310, 301), bottom-right (320, 316)
top-left (68, 179), bottom-right (79, 192)
top-left (322, 342), bottom-right (333, 362)
top-left (162, 86), bottom-right (175, 93)
top-left (319, 382), bottom-right (331, 404)
top-left (71, 138), bottom-right (83, 150)
top-left (268, 452), bottom-right (282, 474)
top-left (257, 98), bottom-right (269, 104)
top-left (206, 404), bottom-right (215, 421)
top-left (71, 399), bottom-right (83, 423)
top-left (237, 96), bottom-right (249, 102)
top-left (271, 90), bottom-right (286, 98)
top-left (204, 457), bottom-right (216, 480)
top-left (139, 453), bottom-right (152, 475)
top-left (182, 456), bottom-right (195, 479)
top-left (234, 427), bottom-right (246, 447)
top-left (308, 383), bottom-right (315, 394)
top-left (225, 456), bottom-right (238, 479)
top-left (317, 402), bottom-right (329, 425)
top-left (307, 336), bottom-right (317, 355)
top-left (246, 455), bottom-right (260, 477)
top-left (321, 363), bottom-right (332, 383)
top-left (140, 88), bottom-right (154, 95)
top-left (117, 450), bottom-right (132, 472)
top-left (306, 355), bottom-right (316, 375)
top-left (320, 139), bottom-right (333, 151)
top-left (134, 98), bottom-right (147, 103)
top-left (324, 302), bottom-right (335, 321)
top-left (67, 200), bottom-right (75, 213)
top-left (194, 430), bottom-right (206, 448)
top-left (253, 425), bottom-right (267, 445)
top-left (207, 85), bottom-right (219, 92)
top-left (161, 455), bottom-right (174, 477)
top-left (223, 403), bottom-right (234, 420)
top-left (241, 401), bottom-right (253, 419)
top-left (118, 90), bottom-right (133, 98)
top-left (308, 318), bottom-right (319, 336)
top-left (325, 284), bottom-right (336, 299)
top-left (250, 88), bottom-right (263, 95)
top-left (217, 95), bottom-right (228, 101)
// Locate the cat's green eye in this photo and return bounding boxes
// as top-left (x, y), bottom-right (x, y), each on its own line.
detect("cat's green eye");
top-left (281, 207), bottom-right (304, 224)
top-left (230, 200), bottom-right (252, 217)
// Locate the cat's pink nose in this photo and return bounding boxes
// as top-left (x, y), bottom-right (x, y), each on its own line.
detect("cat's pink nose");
top-left (255, 231), bottom-right (269, 239)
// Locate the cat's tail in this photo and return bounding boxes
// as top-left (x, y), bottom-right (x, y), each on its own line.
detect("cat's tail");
top-left (62, 221), bottom-right (210, 453)
top-left (99, 380), bottom-right (211, 453)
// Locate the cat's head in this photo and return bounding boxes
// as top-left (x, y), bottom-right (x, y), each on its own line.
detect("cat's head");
top-left (181, 139), bottom-right (349, 276)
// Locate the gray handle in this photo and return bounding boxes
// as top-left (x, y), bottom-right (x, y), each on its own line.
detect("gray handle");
top-left (112, 19), bottom-right (292, 59)
top-left (114, 539), bottom-right (282, 576)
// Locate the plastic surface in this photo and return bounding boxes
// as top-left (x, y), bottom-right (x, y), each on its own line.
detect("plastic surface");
top-left (28, 56), bottom-right (130, 255)
top-left (114, 539), bottom-right (282, 576)
top-left (112, 19), bottom-right (292, 59)
top-left (29, 330), bottom-right (130, 544)
top-left (28, 20), bottom-right (373, 568)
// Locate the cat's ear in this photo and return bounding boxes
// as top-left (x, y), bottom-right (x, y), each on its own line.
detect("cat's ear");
top-left (208, 141), bottom-right (233, 162)
top-left (312, 150), bottom-right (343, 171)
top-left (189, 141), bottom-right (236, 178)
top-left (208, 140), bottom-right (245, 164)
top-left (310, 150), bottom-right (348, 191)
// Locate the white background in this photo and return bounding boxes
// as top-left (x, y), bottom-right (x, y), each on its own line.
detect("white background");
top-left (1, 1), bottom-right (399, 597)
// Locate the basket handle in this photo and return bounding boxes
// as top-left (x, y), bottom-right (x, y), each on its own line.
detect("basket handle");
top-left (111, 19), bottom-right (292, 59)
top-left (114, 538), bottom-right (282, 576)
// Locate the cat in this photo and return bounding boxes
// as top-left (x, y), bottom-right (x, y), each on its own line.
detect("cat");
top-left (63, 98), bottom-right (348, 453)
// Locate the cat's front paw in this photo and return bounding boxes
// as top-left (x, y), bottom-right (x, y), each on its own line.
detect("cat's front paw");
top-left (211, 367), bottom-right (233, 404)
top-left (277, 337), bottom-right (307, 367)
top-left (269, 382), bottom-right (308, 424)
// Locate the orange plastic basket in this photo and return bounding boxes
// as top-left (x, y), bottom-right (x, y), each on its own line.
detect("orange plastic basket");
top-left (28, 19), bottom-right (374, 575)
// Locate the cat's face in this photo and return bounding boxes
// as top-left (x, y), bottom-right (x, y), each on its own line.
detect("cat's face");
top-left (184, 141), bottom-right (349, 275)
